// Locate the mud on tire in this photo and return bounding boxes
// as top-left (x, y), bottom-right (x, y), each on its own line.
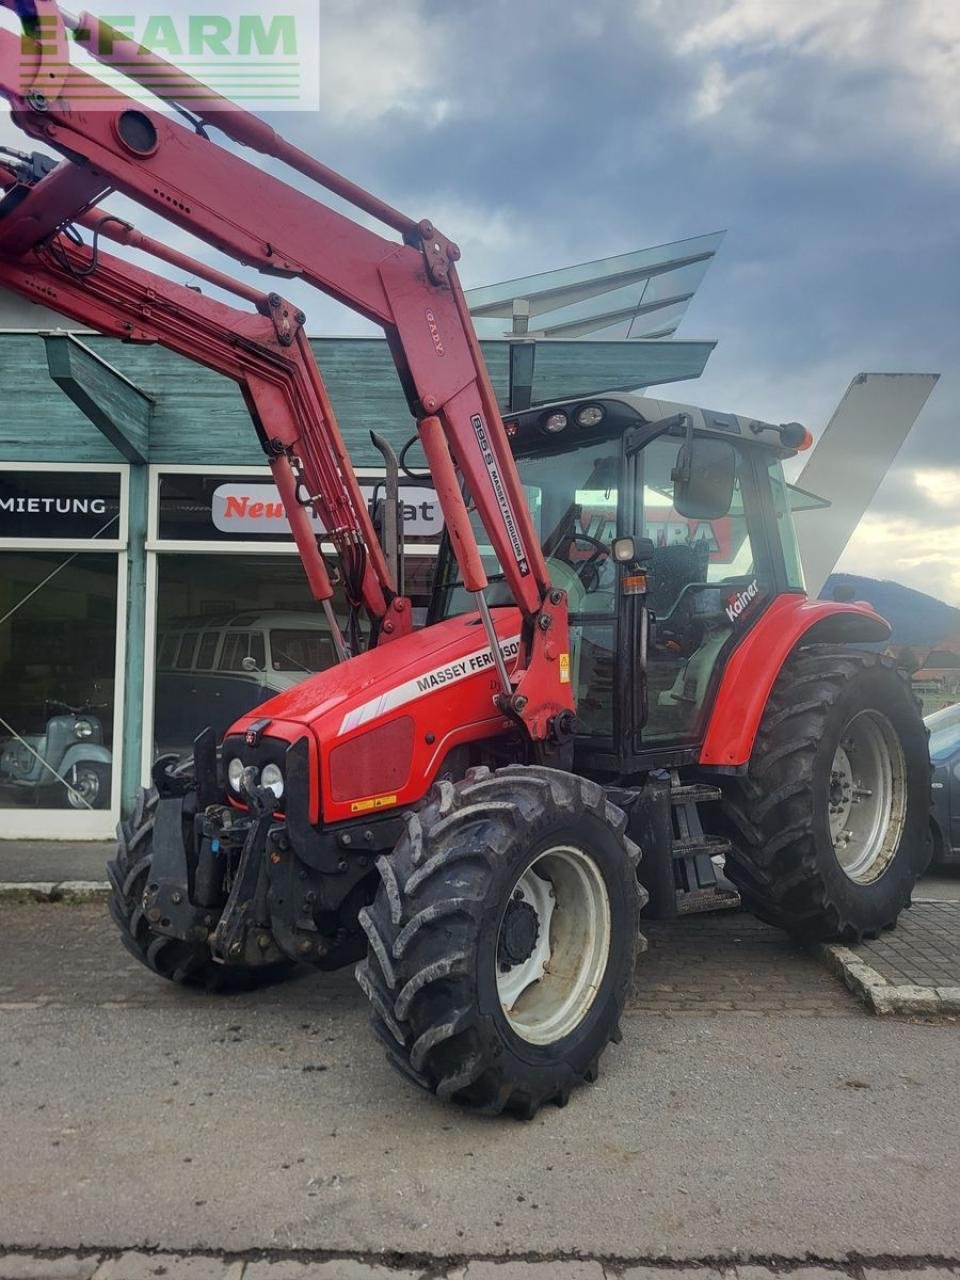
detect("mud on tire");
top-left (718, 648), bottom-right (932, 943)
top-left (107, 785), bottom-right (294, 991)
top-left (356, 764), bottom-right (645, 1118)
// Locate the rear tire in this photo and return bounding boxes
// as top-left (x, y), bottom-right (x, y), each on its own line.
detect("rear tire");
top-left (108, 786), bottom-right (295, 991)
top-left (719, 648), bottom-right (931, 942)
top-left (356, 765), bottom-right (644, 1118)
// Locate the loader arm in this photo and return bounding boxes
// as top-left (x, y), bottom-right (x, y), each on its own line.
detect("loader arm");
top-left (0, 0), bottom-right (573, 741)
top-left (0, 159), bottom-right (408, 643)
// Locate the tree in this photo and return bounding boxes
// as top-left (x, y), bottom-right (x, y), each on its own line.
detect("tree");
top-left (898, 646), bottom-right (921, 673)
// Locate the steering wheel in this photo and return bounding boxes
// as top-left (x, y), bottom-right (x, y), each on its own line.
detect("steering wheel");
top-left (553, 531), bottom-right (610, 592)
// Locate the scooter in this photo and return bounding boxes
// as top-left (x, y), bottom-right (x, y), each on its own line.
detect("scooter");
top-left (0, 700), bottom-right (112, 810)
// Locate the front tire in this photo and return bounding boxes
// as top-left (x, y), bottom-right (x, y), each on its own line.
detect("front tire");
top-left (719, 648), bottom-right (932, 942)
top-left (356, 765), bottom-right (645, 1118)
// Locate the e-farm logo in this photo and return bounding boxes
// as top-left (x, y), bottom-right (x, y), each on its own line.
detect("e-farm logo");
top-left (18, 2), bottom-right (321, 112)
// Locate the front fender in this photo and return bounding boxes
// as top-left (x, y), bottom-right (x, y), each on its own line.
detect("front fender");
top-left (699, 595), bottom-right (891, 767)
top-left (60, 743), bottom-right (113, 772)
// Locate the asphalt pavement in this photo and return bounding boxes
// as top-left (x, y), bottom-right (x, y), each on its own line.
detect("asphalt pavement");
top-left (0, 841), bottom-right (114, 884)
top-left (1, 901), bottom-right (958, 1269)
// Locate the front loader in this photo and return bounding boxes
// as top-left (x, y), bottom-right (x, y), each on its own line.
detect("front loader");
top-left (0, 1), bottom-right (932, 1117)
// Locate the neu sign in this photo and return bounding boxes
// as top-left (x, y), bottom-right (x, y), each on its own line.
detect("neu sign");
top-left (211, 483), bottom-right (443, 539)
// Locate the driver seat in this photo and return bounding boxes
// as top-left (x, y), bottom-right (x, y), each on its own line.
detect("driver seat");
top-left (646, 542), bottom-right (710, 617)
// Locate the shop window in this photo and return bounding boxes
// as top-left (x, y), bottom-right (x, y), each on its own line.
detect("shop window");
top-left (0, 551), bottom-right (118, 811)
top-left (153, 554), bottom-right (345, 758)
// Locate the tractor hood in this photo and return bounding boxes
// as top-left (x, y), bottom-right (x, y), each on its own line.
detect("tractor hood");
top-left (225, 610), bottom-right (524, 824)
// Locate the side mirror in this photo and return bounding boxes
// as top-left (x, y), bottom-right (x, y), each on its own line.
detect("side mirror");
top-left (672, 426), bottom-right (736, 521)
top-left (240, 655), bottom-right (260, 673)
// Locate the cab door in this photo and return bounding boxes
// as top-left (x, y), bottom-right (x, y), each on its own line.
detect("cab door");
top-left (628, 433), bottom-right (776, 750)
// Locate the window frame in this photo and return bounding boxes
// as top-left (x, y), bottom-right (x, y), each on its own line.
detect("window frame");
top-left (142, 464), bottom-right (441, 786)
top-left (0, 461), bottom-right (129, 839)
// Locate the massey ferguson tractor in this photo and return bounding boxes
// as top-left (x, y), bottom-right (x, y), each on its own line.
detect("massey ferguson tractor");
top-left (0, 0), bottom-right (931, 1117)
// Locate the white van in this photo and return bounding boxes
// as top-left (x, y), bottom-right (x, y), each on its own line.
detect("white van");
top-left (155, 611), bottom-right (340, 755)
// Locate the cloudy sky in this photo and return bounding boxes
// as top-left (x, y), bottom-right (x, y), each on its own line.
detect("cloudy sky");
top-left (1, 0), bottom-right (957, 600)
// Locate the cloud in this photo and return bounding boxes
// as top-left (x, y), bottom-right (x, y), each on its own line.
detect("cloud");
top-left (644, 0), bottom-right (960, 159)
top-left (0, 0), bottom-right (957, 604)
top-left (306, 0), bottom-right (452, 127)
top-left (837, 510), bottom-right (960, 605)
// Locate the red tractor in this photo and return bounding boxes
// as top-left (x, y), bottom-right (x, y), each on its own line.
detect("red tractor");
top-left (0, 1), bottom-right (931, 1118)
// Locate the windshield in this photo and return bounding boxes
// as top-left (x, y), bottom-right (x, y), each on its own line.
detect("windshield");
top-left (270, 629), bottom-right (336, 672)
top-left (926, 702), bottom-right (960, 762)
top-left (435, 437), bottom-right (621, 617)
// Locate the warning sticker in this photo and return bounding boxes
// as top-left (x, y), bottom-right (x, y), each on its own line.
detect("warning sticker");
top-left (350, 793), bottom-right (398, 814)
top-left (471, 414), bottom-right (530, 577)
top-left (559, 653), bottom-right (570, 684)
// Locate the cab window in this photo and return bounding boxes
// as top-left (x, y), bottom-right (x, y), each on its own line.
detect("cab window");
top-left (640, 436), bottom-right (765, 742)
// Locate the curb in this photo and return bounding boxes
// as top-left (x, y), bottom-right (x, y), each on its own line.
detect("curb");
top-left (0, 881), bottom-right (110, 904)
top-left (817, 942), bottom-right (960, 1016)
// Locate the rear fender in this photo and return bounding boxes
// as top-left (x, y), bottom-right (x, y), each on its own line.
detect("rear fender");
top-left (699, 595), bottom-right (891, 768)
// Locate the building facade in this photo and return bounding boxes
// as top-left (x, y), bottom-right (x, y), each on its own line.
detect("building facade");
top-left (0, 239), bottom-right (719, 837)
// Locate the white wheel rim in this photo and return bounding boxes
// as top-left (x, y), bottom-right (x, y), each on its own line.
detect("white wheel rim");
top-left (496, 844), bottom-right (611, 1046)
top-left (829, 709), bottom-right (907, 884)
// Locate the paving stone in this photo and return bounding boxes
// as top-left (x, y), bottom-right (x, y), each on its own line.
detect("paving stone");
top-left (820, 904), bottom-right (960, 1015)
top-left (632, 914), bottom-right (855, 1016)
top-left (463, 1264), bottom-right (606, 1279)
top-left (0, 883), bottom-right (57, 903)
top-left (53, 882), bottom-right (110, 903)
top-left (0, 1256), bottom-right (102, 1280)
top-left (887, 984), bottom-right (942, 1014)
top-left (936, 985), bottom-right (960, 1013)
top-left (92, 1253), bottom-right (230, 1280)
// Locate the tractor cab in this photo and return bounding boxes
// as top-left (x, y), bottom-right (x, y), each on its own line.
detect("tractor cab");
top-left (431, 392), bottom-right (813, 776)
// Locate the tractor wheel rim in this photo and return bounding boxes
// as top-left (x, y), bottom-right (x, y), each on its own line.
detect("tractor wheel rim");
top-left (66, 767), bottom-right (99, 810)
top-left (496, 844), bottom-right (611, 1046)
top-left (829, 709), bottom-right (907, 884)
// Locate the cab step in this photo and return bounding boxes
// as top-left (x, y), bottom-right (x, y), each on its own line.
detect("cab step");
top-left (670, 782), bottom-right (722, 806)
top-left (671, 834), bottom-right (732, 860)
top-left (670, 769), bottom-right (740, 917)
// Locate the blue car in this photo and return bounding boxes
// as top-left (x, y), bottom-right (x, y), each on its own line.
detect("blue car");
top-left (928, 703), bottom-right (960, 868)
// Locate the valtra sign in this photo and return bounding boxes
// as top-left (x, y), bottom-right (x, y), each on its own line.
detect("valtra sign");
top-left (211, 483), bottom-right (444, 538)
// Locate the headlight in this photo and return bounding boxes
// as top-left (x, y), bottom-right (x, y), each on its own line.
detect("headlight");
top-left (541, 411), bottom-right (568, 434)
top-left (227, 757), bottom-right (246, 792)
top-left (575, 403), bottom-right (605, 428)
top-left (261, 763), bottom-right (284, 800)
top-left (74, 720), bottom-right (94, 739)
